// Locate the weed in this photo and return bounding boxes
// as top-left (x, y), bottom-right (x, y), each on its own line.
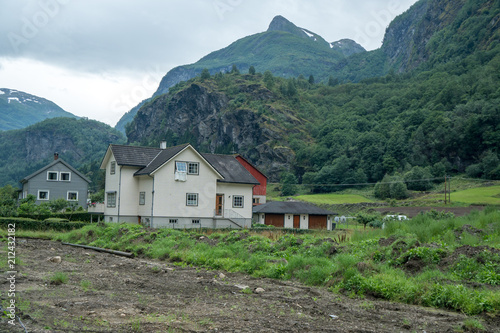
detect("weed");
top-left (80, 279), bottom-right (92, 291)
top-left (49, 272), bottom-right (68, 285)
top-left (462, 318), bottom-right (485, 332)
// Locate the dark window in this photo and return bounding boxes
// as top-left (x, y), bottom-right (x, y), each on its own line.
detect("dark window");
top-left (186, 193), bottom-right (198, 206)
top-left (233, 195), bottom-right (244, 208)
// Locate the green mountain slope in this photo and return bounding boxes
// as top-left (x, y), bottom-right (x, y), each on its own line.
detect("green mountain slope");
top-left (126, 39), bottom-right (500, 183)
top-left (0, 117), bottom-right (125, 188)
top-left (0, 88), bottom-right (78, 131)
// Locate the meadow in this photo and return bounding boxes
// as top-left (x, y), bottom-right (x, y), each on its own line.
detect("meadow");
top-left (29, 206), bottom-right (497, 319)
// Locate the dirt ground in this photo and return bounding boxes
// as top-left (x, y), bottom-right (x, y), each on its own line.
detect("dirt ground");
top-left (373, 206), bottom-right (486, 218)
top-left (1, 238), bottom-right (496, 333)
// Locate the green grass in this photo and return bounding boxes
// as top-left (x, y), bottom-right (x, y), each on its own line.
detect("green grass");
top-left (33, 208), bottom-right (500, 318)
top-left (451, 186), bottom-right (500, 205)
top-left (295, 193), bottom-right (374, 204)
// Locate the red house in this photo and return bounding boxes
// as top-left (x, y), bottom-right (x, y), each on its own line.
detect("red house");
top-left (235, 155), bottom-right (267, 205)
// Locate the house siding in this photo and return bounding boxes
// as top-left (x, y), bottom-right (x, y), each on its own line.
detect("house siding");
top-left (235, 156), bottom-right (267, 200)
top-left (22, 161), bottom-right (89, 207)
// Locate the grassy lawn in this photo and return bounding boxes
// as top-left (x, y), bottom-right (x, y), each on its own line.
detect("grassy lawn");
top-left (295, 193), bottom-right (374, 204)
top-left (451, 185), bottom-right (500, 205)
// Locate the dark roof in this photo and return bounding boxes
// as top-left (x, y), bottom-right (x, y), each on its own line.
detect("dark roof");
top-left (21, 158), bottom-right (91, 184)
top-left (108, 143), bottom-right (258, 185)
top-left (253, 201), bottom-right (337, 215)
top-left (202, 153), bottom-right (260, 185)
top-left (110, 145), bottom-right (163, 167)
top-left (134, 144), bottom-right (190, 176)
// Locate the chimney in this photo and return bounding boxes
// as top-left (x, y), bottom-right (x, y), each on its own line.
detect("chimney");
top-left (54, 152), bottom-right (59, 160)
top-left (160, 141), bottom-right (167, 149)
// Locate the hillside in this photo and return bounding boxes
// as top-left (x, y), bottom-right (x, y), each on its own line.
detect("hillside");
top-left (0, 88), bottom-right (78, 131)
top-left (115, 15), bottom-right (365, 132)
top-left (116, 0), bottom-right (499, 133)
top-left (127, 38), bottom-right (500, 184)
top-left (0, 117), bottom-right (125, 188)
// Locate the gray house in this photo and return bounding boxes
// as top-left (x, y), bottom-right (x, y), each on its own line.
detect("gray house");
top-left (20, 153), bottom-right (91, 208)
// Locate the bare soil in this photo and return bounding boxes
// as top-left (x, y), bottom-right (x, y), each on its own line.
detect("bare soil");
top-left (1, 238), bottom-right (495, 333)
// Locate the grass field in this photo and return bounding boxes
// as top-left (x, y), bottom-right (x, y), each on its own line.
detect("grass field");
top-left (295, 193), bottom-right (374, 204)
top-left (451, 185), bottom-right (500, 205)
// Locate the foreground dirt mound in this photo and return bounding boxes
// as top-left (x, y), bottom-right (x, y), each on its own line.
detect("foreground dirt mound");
top-left (0, 239), bottom-right (494, 332)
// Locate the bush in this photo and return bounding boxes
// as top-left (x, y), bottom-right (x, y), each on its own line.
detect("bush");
top-left (0, 217), bottom-right (88, 231)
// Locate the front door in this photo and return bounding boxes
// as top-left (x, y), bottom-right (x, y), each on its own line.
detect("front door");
top-left (293, 215), bottom-right (300, 229)
top-left (215, 194), bottom-right (224, 216)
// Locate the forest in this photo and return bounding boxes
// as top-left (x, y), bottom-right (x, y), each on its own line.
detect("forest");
top-left (127, 40), bottom-right (500, 197)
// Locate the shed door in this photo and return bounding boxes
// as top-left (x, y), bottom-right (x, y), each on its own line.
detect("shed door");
top-left (309, 215), bottom-right (327, 229)
top-left (265, 214), bottom-right (284, 228)
top-left (293, 215), bottom-right (300, 229)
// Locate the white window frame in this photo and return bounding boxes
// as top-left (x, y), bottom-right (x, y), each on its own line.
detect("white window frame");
top-left (38, 190), bottom-right (50, 201)
top-left (186, 193), bottom-right (198, 206)
top-left (60, 172), bottom-right (71, 182)
top-left (192, 219), bottom-right (200, 224)
top-left (169, 219), bottom-right (178, 224)
top-left (107, 191), bottom-right (117, 208)
top-left (187, 162), bottom-right (199, 175)
top-left (47, 171), bottom-right (58, 181)
top-left (139, 192), bottom-right (146, 205)
top-left (233, 195), bottom-right (244, 208)
top-left (110, 161), bottom-right (116, 175)
top-left (67, 191), bottom-right (78, 201)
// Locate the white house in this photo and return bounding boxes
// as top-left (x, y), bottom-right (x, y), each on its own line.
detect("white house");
top-left (100, 143), bottom-right (261, 229)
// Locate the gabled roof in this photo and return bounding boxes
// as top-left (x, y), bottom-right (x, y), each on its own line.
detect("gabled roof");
top-left (103, 143), bottom-right (258, 184)
top-left (109, 144), bottom-right (164, 167)
top-left (134, 144), bottom-right (191, 176)
top-left (253, 201), bottom-right (337, 215)
top-left (235, 154), bottom-right (268, 180)
top-left (20, 158), bottom-right (91, 184)
top-left (202, 154), bottom-right (260, 185)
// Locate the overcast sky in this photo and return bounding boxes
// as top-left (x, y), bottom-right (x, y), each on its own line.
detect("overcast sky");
top-left (0, 0), bottom-right (419, 127)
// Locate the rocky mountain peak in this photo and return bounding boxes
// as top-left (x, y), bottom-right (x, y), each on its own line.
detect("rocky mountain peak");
top-left (330, 39), bottom-right (366, 57)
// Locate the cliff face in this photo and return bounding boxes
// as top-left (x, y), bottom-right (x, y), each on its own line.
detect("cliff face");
top-left (127, 82), bottom-right (302, 180)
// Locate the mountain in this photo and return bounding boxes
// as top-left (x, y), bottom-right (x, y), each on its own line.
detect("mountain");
top-left (125, 0), bottom-right (500, 184)
top-left (114, 15), bottom-right (365, 132)
top-left (153, 15), bottom-right (362, 96)
top-left (0, 88), bottom-right (78, 131)
top-left (0, 117), bottom-right (125, 188)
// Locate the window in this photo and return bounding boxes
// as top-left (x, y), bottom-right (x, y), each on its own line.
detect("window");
top-left (186, 193), bottom-right (198, 206)
top-left (188, 162), bottom-right (199, 175)
top-left (60, 172), bottom-right (71, 181)
top-left (175, 161), bottom-right (187, 172)
top-left (110, 161), bottom-right (116, 175)
top-left (192, 219), bottom-right (200, 224)
top-left (253, 198), bottom-right (260, 205)
top-left (67, 191), bottom-right (78, 201)
top-left (47, 171), bottom-right (58, 181)
top-left (38, 190), bottom-right (49, 200)
top-left (139, 192), bottom-right (146, 205)
top-left (233, 195), bottom-right (244, 208)
top-left (107, 192), bottom-right (116, 208)
top-left (169, 219), bottom-right (178, 224)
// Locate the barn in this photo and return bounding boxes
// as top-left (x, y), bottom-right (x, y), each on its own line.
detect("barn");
top-left (253, 201), bottom-right (337, 230)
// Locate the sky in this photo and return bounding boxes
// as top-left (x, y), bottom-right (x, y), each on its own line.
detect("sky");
top-left (0, 0), bottom-right (419, 127)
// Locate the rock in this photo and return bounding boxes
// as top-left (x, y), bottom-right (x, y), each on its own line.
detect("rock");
top-left (234, 284), bottom-right (250, 290)
top-left (219, 273), bottom-right (226, 279)
top-left (254, 288), bottom-right (265, 294)
top-left (47, 256), bottom-right (62, 263)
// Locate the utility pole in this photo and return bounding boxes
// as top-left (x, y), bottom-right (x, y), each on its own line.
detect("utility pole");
top-left (444, 175), bottom-right (447, 205)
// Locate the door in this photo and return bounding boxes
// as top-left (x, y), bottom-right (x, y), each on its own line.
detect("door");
top-left (265, 214), bottom-right (284, 228)
top-left (215, 194), bottom-right (224, 216)
top-left (309, 215), bottom-right (327, 229)
top-left (293, 215), bottom-right (300, 229)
